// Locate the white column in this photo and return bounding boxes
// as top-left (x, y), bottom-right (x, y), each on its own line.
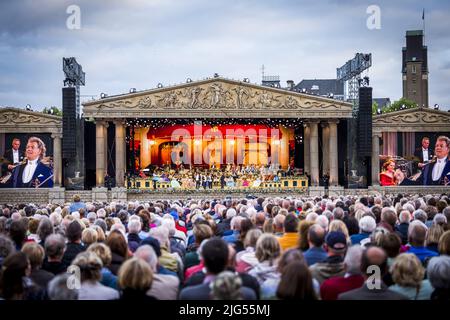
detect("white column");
top-left (280, 126), bottom-right (290, 169)
top-left (303, 123), bottom-right (310, 175)
top-left (114, 120), bottom-right (126, 187)
top-left (96, 120), bottom-right (107, 186)
top-left (372, 133), bottom-right (381, 186)
top-left (329, 120), bottom-right (339, 186)
top-left (322, 123), bottom-right (330, 175)
top-left (51, 133), bottom-right (62, 186)
top-left (309, 121), bottom-right (319, 186)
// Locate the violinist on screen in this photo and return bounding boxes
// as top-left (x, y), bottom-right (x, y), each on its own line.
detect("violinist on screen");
top-left (379, 159), bottom-right (401, 186)
top-left (6, 137), bottom-right (53, 188)
top-left (398, 135), bottom-right (450, 186)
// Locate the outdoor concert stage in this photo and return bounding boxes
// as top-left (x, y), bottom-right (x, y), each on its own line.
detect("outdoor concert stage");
top-left (1, 186), bottom-right (449, 205)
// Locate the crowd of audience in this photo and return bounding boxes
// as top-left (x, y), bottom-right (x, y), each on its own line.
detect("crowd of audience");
top-left (0, 192), bottom-right (449, 300)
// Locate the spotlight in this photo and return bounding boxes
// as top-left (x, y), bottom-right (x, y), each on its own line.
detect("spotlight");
top-left (376, 108), bottom-right (382, 115)
top-left (302, 88), bottom-right (307, 93)
top-left (186, 78), bottom-right (192, 83)
top-left (129, 88), bottom-right (137, 93)
top-left (328, 93), bottom-right (334, 98)
top-left (243, 78), bottom-right (249, 83)
top-left (26, 104), bottom-right (32, 111)
top-left (49, 108), bottom-right (54, 115)
top-left (213, 73), bottom-right (219, 78)
top-left (157, 83), bottom-right (163, 88)
top-left (273, 140), bottom-right (280, 145)
top-left (100, 93), bottom-right (108, 99)
top-left (434, 104), bottom-right (439, 110)
top-left (400, 104), bottom-right (406, 110)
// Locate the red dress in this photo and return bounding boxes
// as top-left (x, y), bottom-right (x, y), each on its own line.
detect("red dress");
top-left (380, 172), bottom-right (395, 186)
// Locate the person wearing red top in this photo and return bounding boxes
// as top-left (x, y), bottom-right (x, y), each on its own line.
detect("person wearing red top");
top-left (320, 245), bottom-right (364, 300)
top-left (379, 159), bottom-right (397, 186)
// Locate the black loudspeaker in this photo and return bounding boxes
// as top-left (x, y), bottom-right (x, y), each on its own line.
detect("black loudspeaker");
top-left (357, 87), bottom-right (372, 157)
top-left (62, 87), bottom-right (78, 158)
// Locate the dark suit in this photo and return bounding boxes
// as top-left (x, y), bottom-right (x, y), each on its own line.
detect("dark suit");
top-left (413, 147), bottom-right (434, 173)
top-left (8, 160), bottom-right (53, 188)
top-left (414, 147), bottom-right (434, 164)
top-left (338, 282), bottom-right (408, 300)
top-left (1, 148), bottom-right (24, 176)
top-left (401, 158), bottom-right (450, 186)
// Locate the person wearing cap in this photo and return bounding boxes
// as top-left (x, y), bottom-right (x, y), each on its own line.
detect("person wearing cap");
top-left (309, 231), bottom-right (347, 285)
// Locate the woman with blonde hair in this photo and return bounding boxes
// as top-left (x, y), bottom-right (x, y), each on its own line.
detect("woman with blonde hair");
top-left (72, 251), bottom-right (119, 300)
top-left (87, 243), bottom-right (117, 290)
top-left (91, 224), bottom-right (106, 243)
top-left (81, 228), bottom-right (98, 247)
top-left (438, 230), bottom-right (450, 255)
top-left (329, 219), bottom-right (351, 246)
top-left (118, 257), bottom-right (156, 300)
top-left (389, 253), bottom-right (433, 300)
top-left (426, 224), bottom-right (444, 253)
top-left (235, 228), bottom-right (262, 273)
top-left (249, 234), bottom-right (281, 285)
top-left (297, 220), bottom-right (315, 251)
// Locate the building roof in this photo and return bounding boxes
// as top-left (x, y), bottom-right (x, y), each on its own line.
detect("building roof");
top-left (294, 79), bottom-right (344, 96)
top-left (406, 30), bottom-right (423, 36)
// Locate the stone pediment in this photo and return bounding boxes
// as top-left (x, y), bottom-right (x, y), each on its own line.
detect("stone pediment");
top-left (0, 107), bottom-right (62, 134)
top-left (373, 107), bottom-right (450, 133)
top-left (83, 78), bottom-right (353, 119)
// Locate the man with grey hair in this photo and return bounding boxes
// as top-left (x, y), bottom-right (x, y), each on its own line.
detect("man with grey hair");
top-left (350, 216), bottom-right (376, 245)
top-left (333, 207), bottom-right (345, 220)
top-left (86, 212), bottom-right (97, 225)
top-left (433, 213), bottom-right (447, 228)
top-left (216, 208), bottom-right (236, 236)
top-left (407, 220), bottom-right (438, 265)
top-left (395, 210), bottom-right (411, 244)
top-left (413, 209), bottom-right (428, 224)
top-left (222, 216), bottom-right (243, 245)
top-left (47, 273), bottom-right (79, 300)
top-left (273, 214), bottom-right (285, 236)
top-left (127, 218), bottom-right (142, 253)
top-left (320, 245), bottom-right (364, 300)
top-left (42, 234), bottom-right (67, 275)
top-left (427, 255), bottom-right (450, 300)
top-left (135, 245), bottom-right (180, 300)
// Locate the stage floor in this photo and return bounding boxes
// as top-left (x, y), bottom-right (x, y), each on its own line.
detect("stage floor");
top-left (0, 186), bottom-right (448, 205)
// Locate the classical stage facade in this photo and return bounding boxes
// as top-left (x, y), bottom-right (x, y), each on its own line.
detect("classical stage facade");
top-left (82, 77), bottom-right (353, 194)
top-left (1, 79), bottom-right (449, 205)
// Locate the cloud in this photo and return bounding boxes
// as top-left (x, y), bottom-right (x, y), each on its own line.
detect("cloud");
top-left (0, 0), bottom-right (449, 110)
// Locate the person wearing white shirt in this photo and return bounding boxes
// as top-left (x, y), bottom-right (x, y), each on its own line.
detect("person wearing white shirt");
top-left (2, 138), bottom-right (23, 176)
top-left (400, 135), bottom-right (450, 186)
top-left (414, 137), bottom-right (433, 170)
top-left (8, 137), bottom-right (53, 188)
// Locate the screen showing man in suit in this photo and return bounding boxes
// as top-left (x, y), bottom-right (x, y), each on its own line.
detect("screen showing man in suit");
top-left (414, 137), bottom-right (434, 170)
top-left (1, 137), bottom-right (25, 176)
top-left (398, 135), bottom-right (450, 186)
top-left (6, 136), bottom-right (53, 188)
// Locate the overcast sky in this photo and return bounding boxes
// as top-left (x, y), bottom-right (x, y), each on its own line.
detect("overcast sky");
top-left (1, 0), bottom-right (449, 111)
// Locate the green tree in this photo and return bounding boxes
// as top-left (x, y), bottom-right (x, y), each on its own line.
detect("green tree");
top-left (42, 106), bottom-right (62, 116)
top-left (372, 97), bottom-right (417, 115)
